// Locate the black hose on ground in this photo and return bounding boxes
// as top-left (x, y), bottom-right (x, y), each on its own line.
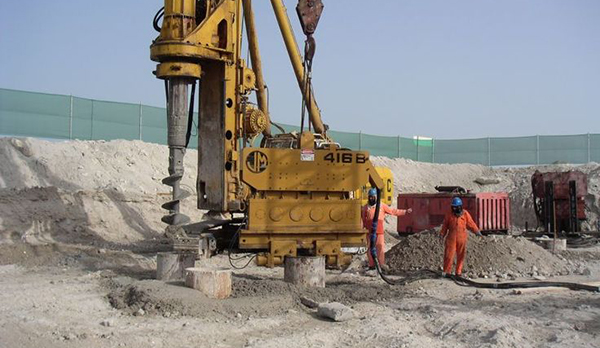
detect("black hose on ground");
top-left (372, 264), bottom-right (599, 292)
top-left (448, 274), bottom-right (599, 292)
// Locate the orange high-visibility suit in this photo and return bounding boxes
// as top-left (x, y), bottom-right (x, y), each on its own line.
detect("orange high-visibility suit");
top-left (440, 210), bottom-right (480, 275)
top-left (362, 204), bottom-right (408, 267)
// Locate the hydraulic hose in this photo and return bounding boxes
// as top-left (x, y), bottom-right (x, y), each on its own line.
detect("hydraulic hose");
top-left (185, 82), bottom-right (196, 148)
top-left (373, 269), bottom-right (599, 292)
top-left (370, 187), bottom-right (423, 286)
top-left (448, 274), bottom-right (600, 292)
top-left (153, 7), bottom-right (165, 32)
top-left (369, 187), bottom-right (389, 281)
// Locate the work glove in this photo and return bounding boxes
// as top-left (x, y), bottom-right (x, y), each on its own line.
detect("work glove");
top-left (476, 232), bottom-right (483, 237)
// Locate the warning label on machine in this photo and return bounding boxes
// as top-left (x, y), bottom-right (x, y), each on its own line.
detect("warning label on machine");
top-left (300, 149), bottom-right (315, 161)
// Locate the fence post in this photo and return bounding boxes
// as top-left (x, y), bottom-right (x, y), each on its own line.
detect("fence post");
top-left (358, 131), bottom-right (362, 150)
top-left (90, 99), bottom-right (94, 140)
top-left (588, 133), bottom-right (591, 163)
top-left (536, 134), bottom-right (540, 165)
top-left (397, 135), bottom-right (401, 158)
top-left (69, 95), bottom-right (73, 140)
top-left (416, 136), bottom-right (420, 161)
top-left (487, 137), bottom-right (491, 167)
top-left (139, 103), bottom-right (143, 140)
top-left (432, 139), bottom-right (435, 163)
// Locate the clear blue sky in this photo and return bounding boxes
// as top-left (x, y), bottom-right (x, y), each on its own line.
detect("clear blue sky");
top-left (1, 0), bottom-right (598, 139)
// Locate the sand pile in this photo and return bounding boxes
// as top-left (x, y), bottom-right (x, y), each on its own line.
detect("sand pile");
top-left (0, 137), bottom-right (197, 193)
top-left (0, 137), bottom-right (199, 248)
top-left (385, 232), bottom-right (572, 278)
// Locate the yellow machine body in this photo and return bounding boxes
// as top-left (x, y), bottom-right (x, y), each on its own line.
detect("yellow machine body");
top-left (151, 0), bottom-right (384, 267)
top-left (357, 167), bottom-right (394, 206)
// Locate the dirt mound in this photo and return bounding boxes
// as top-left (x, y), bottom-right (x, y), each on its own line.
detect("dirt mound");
top-left (106, 271), bottom-right (406, 319)
top-left (385, 232), bottom-right (572, 278)
top-left (0, 137), bottom-right (197, 193)
top-left (0, 137), bottom-right (199, 255)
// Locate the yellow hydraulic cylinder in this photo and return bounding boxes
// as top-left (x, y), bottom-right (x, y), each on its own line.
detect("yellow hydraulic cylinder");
top-left (161, 0), bottom-right (197, 40)
top-left (270, 0), bottom-right (325, 135)
top-left (243, 0), bottom-right (271, 137)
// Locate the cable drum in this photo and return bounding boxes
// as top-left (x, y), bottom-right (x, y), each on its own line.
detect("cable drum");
top-left (244, 107), bottom-right (267, 137)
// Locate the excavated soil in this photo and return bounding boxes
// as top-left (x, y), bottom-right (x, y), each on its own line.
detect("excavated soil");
top-left (386, 231), bottom-right (573, 278)
top-left (106, 263), bottom-right (406, 320)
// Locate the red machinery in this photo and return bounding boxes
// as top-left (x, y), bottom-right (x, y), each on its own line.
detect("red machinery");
top-left (397, 188), bottom-right (510, 234)
top-left (531, 170), bottom-right (587, 233)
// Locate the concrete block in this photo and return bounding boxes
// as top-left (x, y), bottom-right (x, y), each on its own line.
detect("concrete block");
top-left (185, 267), bottom-right (232, 299)
top-left (542, 239), bottom-right (567, 252)
top-left (317, 302), bottom-right (355, 322)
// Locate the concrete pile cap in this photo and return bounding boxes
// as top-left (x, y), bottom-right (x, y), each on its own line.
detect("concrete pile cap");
top-left (185, 267), bottom-right (232, 299)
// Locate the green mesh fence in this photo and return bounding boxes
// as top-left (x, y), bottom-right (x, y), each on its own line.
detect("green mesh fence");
top-left (0, 88), bottom-right (598, 165)
top-left (0, 89), bottom-right (70, 139)
top-left (539, 134), bottom-right (588, 165)
top-left (591, 134), bottom-right (600, 163)
top-left (361, 133), bottom-right (397, 158)
top-left (489, 136), bottom-right (537, 166)
top-left (434, 138), bottom-right (489, 165)
top-left (329, 130), bottom-right (360, 150)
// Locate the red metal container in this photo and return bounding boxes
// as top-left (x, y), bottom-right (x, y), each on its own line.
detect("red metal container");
top-left (397, 192), bottom-right (510, 234)
top-left (531, 170), bottom-right (587, 232)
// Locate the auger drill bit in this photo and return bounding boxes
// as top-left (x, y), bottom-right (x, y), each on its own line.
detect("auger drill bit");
top-left (161, 78), bottom-right (192, 226)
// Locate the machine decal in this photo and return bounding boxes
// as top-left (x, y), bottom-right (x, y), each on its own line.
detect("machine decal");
top-left (300, 149), bottom-right (315, 161)
top-left (246, 151), bottom-right (269, 173)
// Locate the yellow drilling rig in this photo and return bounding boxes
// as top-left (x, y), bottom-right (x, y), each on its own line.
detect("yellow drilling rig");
top-left (150, 0), bottom-right (383, 268)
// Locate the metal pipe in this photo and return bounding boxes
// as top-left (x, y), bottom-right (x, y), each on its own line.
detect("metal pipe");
top-left (243, 0), bottom-right (271, 136)
top-left (270, 0), bottom-right (325, 135)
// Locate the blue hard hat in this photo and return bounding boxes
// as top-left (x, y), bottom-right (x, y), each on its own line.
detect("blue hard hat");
top-left (451, 197), bottom-right (463, 206)
top-left (368, 188), bottom-right (377, 197)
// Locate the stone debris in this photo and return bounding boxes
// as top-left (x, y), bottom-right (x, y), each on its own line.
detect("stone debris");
top-left (474, 176), bottom-right (501, 185)
top-left (317, 302), bottom-right (355, 322)
top-left (300, 296), bottom-right (319, 309)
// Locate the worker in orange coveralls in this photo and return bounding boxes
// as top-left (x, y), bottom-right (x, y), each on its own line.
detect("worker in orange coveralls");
top-left (440, 197), bottom-right (483, 276)
top-left (362, 188), bottom-right (412, 270)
